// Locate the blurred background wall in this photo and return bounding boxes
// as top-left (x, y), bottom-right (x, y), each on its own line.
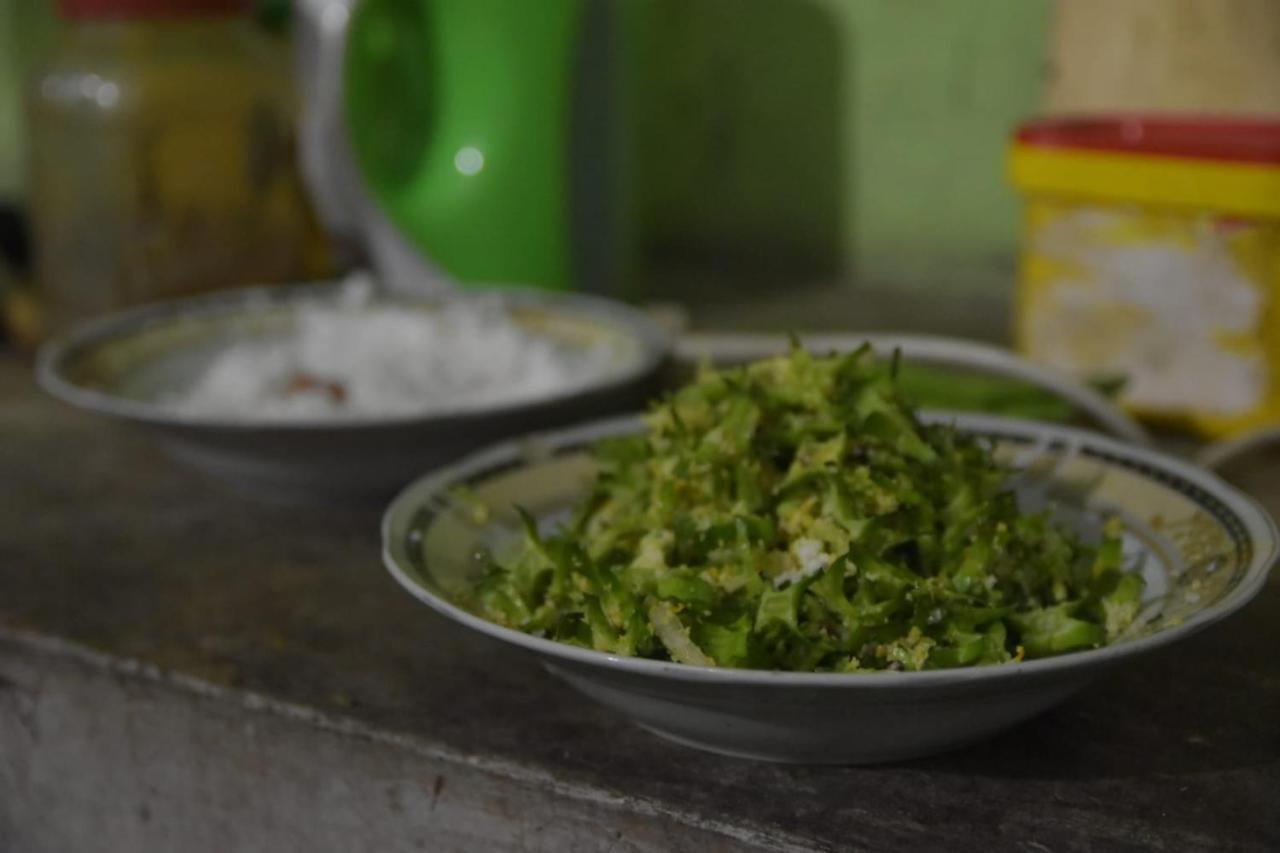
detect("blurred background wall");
top-left (0, 0), bottom-right (1053, 299)
top-left (4, 0), bottom-right (1280, 305)
top-left (634, 0), bottom-right (1052, 295)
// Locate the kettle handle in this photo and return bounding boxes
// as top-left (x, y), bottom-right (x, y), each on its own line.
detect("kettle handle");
top-left (294, 0), bottom-right (453, 293)
top-left (294, 0), bottom-right (363, 239)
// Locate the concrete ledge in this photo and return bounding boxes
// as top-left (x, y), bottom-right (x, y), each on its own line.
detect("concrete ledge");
top-left (0, 629), bottom-right (806, 853)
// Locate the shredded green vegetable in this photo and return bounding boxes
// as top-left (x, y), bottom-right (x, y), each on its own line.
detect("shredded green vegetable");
top-left (469, 346), bottom-right (1144, 672)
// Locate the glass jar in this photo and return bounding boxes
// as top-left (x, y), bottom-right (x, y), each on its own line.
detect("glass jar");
top-left (27, 0), bottom-right (332, 336)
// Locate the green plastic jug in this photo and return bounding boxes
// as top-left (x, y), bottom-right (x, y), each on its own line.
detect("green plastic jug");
top-left (298, 0), bottom-right (625, 293)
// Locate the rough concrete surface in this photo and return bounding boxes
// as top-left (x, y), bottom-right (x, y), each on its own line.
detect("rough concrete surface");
top-left (0, 631), bottom-right (803, 853)
top-left (1, 355), bottom-right (1278, 852)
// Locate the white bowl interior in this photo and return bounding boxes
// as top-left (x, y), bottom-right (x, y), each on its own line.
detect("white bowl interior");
top-left (43, 286), bottom-right (658, 423)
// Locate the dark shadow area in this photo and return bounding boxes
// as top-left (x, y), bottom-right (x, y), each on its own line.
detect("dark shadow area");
top-left (631, 0), bottom-right (847, 295)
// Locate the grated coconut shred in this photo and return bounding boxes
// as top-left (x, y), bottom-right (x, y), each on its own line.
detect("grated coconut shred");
top-left (168, 277), bottom-right (612, 421)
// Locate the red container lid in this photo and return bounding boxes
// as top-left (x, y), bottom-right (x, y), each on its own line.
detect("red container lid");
top-left (60, 0), bottom-right (248, 19)
top-left (1015, 116), bottom-right (1280, 166)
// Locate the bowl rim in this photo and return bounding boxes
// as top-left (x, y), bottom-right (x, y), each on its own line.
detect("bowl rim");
top-left (34, 280), bottom-right (671, 433)
top-left (381, 412), bottom-right (1279, 689)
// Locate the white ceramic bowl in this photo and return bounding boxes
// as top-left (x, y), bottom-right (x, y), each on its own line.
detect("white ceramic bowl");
top-left (36, 283), bottom-right (669, 500)
top-left (676, 331), bottom-right (1147, 443)
top-left (382, 414), bottom-right (1277, 764)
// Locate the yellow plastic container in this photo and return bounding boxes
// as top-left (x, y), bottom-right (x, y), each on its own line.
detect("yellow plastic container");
top-left (1009, 117), bottom-right (1280, 438)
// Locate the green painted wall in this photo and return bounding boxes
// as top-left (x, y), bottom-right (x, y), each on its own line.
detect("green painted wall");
top-left (0, 1), bottom-right (57, 203)
top-left (631, 0), bottom-right (848, 277)
top-left (839, 0), bottom-right (1051, 280)
top-left (635, 0), bottom-right (1052, 291)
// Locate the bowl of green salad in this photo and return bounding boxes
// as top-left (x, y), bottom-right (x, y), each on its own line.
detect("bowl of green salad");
top-left (382, 346), bottom-right (1277, 764)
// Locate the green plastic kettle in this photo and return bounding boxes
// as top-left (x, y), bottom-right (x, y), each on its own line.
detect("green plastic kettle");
top-left (297, 0), bottom-right (626, 292)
